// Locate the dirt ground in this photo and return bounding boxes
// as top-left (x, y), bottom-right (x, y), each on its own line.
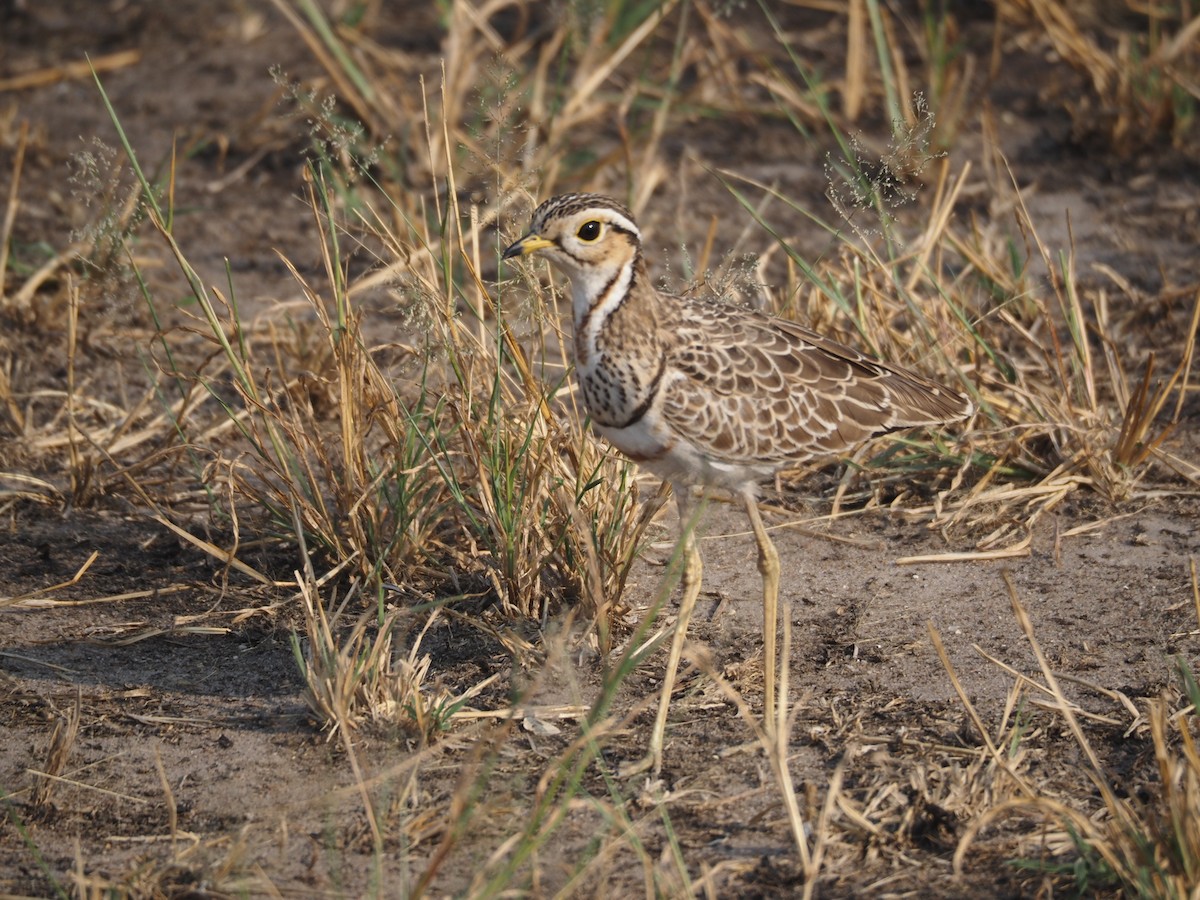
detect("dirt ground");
top-left (2, 2), bottom-right (1200, 898)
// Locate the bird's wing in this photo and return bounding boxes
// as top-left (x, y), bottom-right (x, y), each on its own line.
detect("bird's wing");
top-left (658, 298), bottom-right (971, 467)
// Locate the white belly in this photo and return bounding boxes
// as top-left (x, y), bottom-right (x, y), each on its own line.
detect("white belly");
top-left (592, 417), bottom-right (772, 492)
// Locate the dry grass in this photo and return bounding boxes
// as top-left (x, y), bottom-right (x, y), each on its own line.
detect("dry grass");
top-left (999, 0), bottom-right (1199, 150)
top-left (952, 571), bottom-right (1200, 897)
top-left (2, 0), bottom-right (1199, 896)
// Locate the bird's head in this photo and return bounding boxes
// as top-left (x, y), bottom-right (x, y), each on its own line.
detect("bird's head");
top-left (502, 193), bottom-right (643, 288)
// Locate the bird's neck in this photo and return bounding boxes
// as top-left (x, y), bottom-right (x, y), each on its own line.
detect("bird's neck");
top-left (572, 254), bottom-right (650, 368)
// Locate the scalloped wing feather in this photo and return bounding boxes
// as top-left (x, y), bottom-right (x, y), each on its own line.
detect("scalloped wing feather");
top-left (658, 297), bottom-right (971, 468)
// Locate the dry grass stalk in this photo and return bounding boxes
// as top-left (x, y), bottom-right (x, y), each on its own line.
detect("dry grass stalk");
top-left (30, 688), bottom-right (81, 809)
top-left (1, 550), bottom-right (99, 607)
top-left (0, 119), bottom-right (28, 303)
top-left (0, 49), bottom-right (140, 93)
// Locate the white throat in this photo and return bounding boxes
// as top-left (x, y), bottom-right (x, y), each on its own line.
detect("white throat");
top-left (571, 259), bottom-right (634, 370)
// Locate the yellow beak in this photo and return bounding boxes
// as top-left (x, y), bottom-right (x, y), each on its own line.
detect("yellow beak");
top-left (502, 232), bottom-right (556, 260)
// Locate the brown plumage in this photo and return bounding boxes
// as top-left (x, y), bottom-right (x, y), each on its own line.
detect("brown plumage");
top-left (504, 192), bottom-right (973, 775)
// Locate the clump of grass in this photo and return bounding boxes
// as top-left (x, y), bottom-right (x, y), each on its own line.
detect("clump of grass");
top-left (291, 575), bottom-right (465, 743)
top-left (1003, 0), bottom-right (1199, 150)
top-left (88, 25), bottom-right (657, 752)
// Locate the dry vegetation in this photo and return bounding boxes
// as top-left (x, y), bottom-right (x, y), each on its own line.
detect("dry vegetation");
top-left (2, 0), bottom-right (1200, 896)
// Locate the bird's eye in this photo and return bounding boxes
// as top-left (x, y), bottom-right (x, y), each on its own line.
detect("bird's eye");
top-left (577, 220), bottom-right (602, 242)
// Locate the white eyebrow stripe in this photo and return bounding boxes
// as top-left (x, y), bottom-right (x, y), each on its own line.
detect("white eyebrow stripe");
top-left (602, 211), bottom-right (640, 238)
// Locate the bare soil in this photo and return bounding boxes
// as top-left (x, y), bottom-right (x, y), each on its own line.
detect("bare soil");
top-left (3, 2), bottom-right (1199, 897)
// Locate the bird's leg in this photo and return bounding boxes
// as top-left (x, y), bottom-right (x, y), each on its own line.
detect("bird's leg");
top-left (624, 485), bottom-right (703, 777)
top-left (742, 490), bottom-right (780, 730)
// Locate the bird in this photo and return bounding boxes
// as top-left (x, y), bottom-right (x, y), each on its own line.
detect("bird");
top-left (502, 192), bottom-right (973, 775)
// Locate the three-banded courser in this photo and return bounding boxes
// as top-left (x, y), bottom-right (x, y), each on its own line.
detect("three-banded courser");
top-left (503, 193), bottom-right (973, 775)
